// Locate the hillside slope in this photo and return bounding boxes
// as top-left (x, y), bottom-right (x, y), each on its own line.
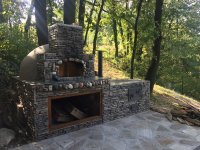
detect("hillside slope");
top-left (95, 59), bottom-right (200, 112)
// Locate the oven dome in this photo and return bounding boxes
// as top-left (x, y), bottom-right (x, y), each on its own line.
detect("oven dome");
top-left (19, 44), bottom-right (49, 81)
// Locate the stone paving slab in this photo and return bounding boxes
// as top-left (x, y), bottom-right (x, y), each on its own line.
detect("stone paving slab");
top-left (10, 111), bottom-right (200, 150)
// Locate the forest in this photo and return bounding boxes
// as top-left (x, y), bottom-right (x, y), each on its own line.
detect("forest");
top-left (0, 0), bottom-right (199, 102)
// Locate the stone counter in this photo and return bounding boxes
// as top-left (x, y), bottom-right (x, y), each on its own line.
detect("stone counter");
top-left (103, 79), bottom-right (150, 122)
top-left (12, 78), bottom-right (149, 140)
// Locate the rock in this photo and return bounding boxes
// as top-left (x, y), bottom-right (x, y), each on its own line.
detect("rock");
top-left (194, 145), bottom-right (200, 150)
top-left (0, 128), bottom-right (15, 146)
top-left (157, 125), bottom-right (170, 132)
top-left (73, 83), bottom-right (79, 89)
top-left (91, 81), bottom-right (95, 86)
top-left (165, 112), bottom-right (172, 121)
top-left (0, 116), bottom-right (3, 128)
top-left (57, 60), bottom-right (63, 65)
top-left (87, 82), bottom-right (92, 87)
top-left (68, 84), bottom-right (73, 89)
top-left (64, 84), bottom-right (68, 90)
top-left (49, 85), bottom-right (53, 91)
top-left (177, 117), bottom-right (186, 124)
top-left (79, 82), bottom-right (84, 88)
top-left (59, 84), bottom-right (63, 89)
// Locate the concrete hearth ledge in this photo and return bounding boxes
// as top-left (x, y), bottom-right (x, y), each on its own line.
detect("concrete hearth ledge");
top-left (10, 111), bottom-right (200, 150)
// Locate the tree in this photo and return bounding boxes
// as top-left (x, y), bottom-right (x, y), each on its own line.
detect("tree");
top-left (64, 0), bottom-right (76, 24)
top-left (0, 0), bottom-right (4, 23)
top-left (126, 0), bottom-right (130, 55)
top-left (25, 0), bottom-right (35, 33)
top-left (47, 0), bottom-right (53, 25)
top-left (35, 0), bottom-right (48, 46)
top-left (111, 0), bottom-right (118, 58)
top-left (84, 0), bottom-right (96, 45)
top-left (145, 0), bottom-right (164, 92)
top-left (118, 19), bottom-right (126, 51)
top-left (130, 0), bottom-right (143, 79)
top-left (112, 18), bottom-right (118, 57)
top-left (78, 0), bottom-right (85, 27)
top-left (92, 0), bottom-right (105, 55)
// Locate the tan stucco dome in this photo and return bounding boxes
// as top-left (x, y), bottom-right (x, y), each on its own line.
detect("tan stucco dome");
top-left (19, 44), bottom-right (49, 81)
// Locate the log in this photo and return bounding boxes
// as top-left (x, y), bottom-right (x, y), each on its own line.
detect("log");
top-left (177, 117), bottom-right (186, 124)
top-left (151, 104), bottom-right (200, 127)
top-left (170, 109), bottom-right (188, 117)
top-left (52, 105), bottom-right (74, 123)
top-left (169, 106), bottom-right (200, 127)
top-left (55, 114), bottom-right (74, 122)
top-left (65, 102), bottom-right (88, 119)
top-left (150, 105), bottom-right (169, 114)
top-left (184, 117), bottom-right (200, 126)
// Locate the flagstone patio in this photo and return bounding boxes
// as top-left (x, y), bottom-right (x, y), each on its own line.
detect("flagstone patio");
top-left (11, 111), bottom-right (200, 150)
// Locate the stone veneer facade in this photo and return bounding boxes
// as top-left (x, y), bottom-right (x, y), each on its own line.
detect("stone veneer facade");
top-left (37, 24), bottom-right (95, 82)
top-left (13, 78), bottom-right (149, 140)
top-left (13, 23), bottom-right (150, 140)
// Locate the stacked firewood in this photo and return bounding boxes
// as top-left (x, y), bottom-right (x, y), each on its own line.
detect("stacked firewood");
top-left (52, 102), bottom-right (88, 123)
top-left (150, 105), bottom-right (200, 126)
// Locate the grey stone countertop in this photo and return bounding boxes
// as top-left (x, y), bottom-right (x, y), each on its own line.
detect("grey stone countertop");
top-left (110, 79), bottom-right (149, 86)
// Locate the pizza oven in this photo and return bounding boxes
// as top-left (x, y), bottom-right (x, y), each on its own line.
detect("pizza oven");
top-left (13, 24), bottom-right (150, 141)
top-left (14, 24), bottom-right (109, 140)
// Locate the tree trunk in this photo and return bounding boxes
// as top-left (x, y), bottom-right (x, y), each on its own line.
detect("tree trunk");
top-left (0, 0), bottom-right (4, 23)
top-left (129, 31), bottom-right (133, 52)
top-left (48, 0), bottom-right (53, 25)
top-left (111, 0), bottom-right (118, 58)
top-left (118, 20), bottom-right (126, 52)
top-left (78, 0), bottom-right (85, 28)
top-left (35, 0), bottom-right (48, 46)
top-left (92, 0), bottom-right (105, 55)
top-left (125, 0), bottom-right (130, 55)
top-left (130, 0), bottom-right (143, 79)
top-left (25, 0), bottom-right (35, 33)
top-left (126, 30), bottom-right (130, 55)
top-left (84, 0), bottom-right (96, 45)
top-left (113, 19), bottom-right (118, 58)
top-left (64, 0), bottom-right (76, 24)
top-left (136, 46), bottom-right (143, 62)
top-left (145, 0), bottom-right (164, 92)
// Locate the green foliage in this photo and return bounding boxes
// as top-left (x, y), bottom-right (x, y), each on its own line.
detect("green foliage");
top-left (86, 0), bottom-right (200, 100)
top-left (0, 24), bottom-right (36, 65)
top-left (0, 23), bottom-right (37, 103)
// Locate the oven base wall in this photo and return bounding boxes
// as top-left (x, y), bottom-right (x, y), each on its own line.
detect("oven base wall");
top-left (103, 80), bottom-right (150, 122)
top-left (13, 78), bottom-right (149, 141)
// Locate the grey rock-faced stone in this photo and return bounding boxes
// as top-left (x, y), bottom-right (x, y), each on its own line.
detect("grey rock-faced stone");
top-left (146, 115), bottom-right (163, 122)
top-left (173, 132), bottom-right (191, 139)
top-left (157, 125), bottom-right (170, 132)
top-left (170, 123), bottom-right (187, 130)
top-left (179, 139), bottom-right (200, 146)
top-left (139, 138), bottom-right (161, 150)
top-left (0, 128), bottom-right (15, 146)
top-left (156, 135), bottom-right (174, 146)
top-left (51, 134), bottom-right (75, 149)
top-left (182, 126), bottom-right (200, 137)
top-left (9, 111), bottom-right (200, 150)
top-left (193, 145), bottom-right (200, 150)
top-left (102, 138), bottom-right (126, 150)
top-left (88, 131), bottom-right (104, 140)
